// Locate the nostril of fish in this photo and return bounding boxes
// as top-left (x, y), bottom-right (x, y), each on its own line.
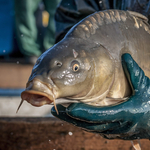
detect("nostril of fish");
top-left (56, 62), bottom-right (62, 67)
top-left (54, 60), bottom-right (62, 67)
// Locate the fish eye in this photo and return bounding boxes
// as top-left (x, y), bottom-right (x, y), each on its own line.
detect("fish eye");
top-left (72, 64), bottom-right (79, 72)
top-left (71, 60), bottom-right (80, 72)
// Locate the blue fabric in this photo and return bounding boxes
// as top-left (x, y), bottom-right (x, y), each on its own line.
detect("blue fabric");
top-left (0, 0), bottom-right (14, 55)
top-left (0, 88), bottom-right (24, 96)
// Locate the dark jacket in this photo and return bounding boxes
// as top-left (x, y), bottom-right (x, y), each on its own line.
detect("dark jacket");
top-left (55, 0), bottom-right (150, 43)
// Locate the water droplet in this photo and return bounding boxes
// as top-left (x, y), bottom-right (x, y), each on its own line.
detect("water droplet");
top-left (135, 70), bottom-right (139, 76)
top-left (119, 121), bottom-right (122, 125)
top-left (68, 132), bottom-right (73, 136)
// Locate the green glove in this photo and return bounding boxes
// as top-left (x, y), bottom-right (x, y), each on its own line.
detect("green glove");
top-left (51, 54), bottom-right (150, 140)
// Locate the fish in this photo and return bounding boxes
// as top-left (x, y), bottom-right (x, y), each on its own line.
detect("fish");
top-left (18, 10), bottom-right (150, 150)
top-left (20, 9), bottom-right (150, 110)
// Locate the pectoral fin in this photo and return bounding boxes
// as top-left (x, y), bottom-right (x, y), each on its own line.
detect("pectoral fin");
top-left (104, 97), bottom-right (128, 106)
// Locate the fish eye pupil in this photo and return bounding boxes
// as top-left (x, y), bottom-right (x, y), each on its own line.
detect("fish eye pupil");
top-left (73, 64), bottom-right (79, 72)
top-left (75, 66), bottom-right (78, 70)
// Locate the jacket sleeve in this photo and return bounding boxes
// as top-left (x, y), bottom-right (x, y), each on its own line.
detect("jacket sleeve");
top-left (55, 0), bottom-right (112, 43)
top-left (55, 0), bottom-right (150, 43)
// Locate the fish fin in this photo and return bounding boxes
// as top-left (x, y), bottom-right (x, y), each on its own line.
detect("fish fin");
top-left (131, 140), bottom-right (141, 150)
top-left (104, 97), bottom-right (128, 105)
top-left (16, 99), bottom-right (24, 113)
top-left (127, 10), bottom-right (148, 21)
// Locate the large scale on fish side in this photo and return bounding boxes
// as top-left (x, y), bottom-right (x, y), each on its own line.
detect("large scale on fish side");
top-left (19, 10), bottom-right (150, 113)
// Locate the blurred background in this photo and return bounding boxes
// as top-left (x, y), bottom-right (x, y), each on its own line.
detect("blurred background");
top-left (0, 0), bottom-right (60, 117)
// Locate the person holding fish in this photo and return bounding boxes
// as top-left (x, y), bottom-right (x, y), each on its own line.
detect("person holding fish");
top-left (51, 0), bottom-right (150, 142)
top-left (18, 0), bottom-right (150, 150)
top-left (52, 53), bottom-right (150, 141)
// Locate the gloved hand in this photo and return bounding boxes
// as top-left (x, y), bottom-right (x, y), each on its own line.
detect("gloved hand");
top-left (51, 53), bottom-right (150, 140)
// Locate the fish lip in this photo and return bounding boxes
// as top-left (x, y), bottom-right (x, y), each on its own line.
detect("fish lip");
top-left (21, 77), bottom-right (58, 107)
top-left (21, 90), bottom-right (55, 107)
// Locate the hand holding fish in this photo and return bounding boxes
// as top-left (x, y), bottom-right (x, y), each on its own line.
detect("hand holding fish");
top-left (51, 53), bottom-right (150, 140)
top-left (18, 9), bottom-right (150, 150)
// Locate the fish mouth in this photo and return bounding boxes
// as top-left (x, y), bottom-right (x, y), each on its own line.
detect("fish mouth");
top-left (18, 78), bottom-right (59, 114)
top-left (21, 90), bottom-right (54, 107)
top-left (20, 78), bottom-right (56, 107)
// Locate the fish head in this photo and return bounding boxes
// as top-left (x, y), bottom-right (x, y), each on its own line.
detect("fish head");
top-left (21, 38), bottom-right (94, 107)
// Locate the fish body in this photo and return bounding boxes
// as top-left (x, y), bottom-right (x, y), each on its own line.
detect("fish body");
top-left (21, 10), bottom-right (150, 107)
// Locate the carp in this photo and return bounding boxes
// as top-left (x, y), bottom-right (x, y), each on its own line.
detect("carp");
top-left (19, 10), bottom-right (150, 113)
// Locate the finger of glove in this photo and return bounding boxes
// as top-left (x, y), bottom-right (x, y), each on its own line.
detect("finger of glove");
top-left (51, 105), bottom-right (119, 132)
top-left (66, 103), bottom-right (127, 123)
top-left (67, 93), bottom-right (145, 123)
top-left (122, 53), bottom-right (149, 93)
top-left (101, 121), bottom-right (140, 140)
top-left (51, 104), bottom-right (97, 128)
top-left (51, 104), bottom-right (71, 121)
top-left (84, 122), bottom-right (120, 133)
top-left (101, 121), bottom-right (132, 135)
top-left (51, 104), bottom-right (90, 128)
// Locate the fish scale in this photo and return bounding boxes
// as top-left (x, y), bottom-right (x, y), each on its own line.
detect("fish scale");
top-left (69, 10), bottom-right (150, 40)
